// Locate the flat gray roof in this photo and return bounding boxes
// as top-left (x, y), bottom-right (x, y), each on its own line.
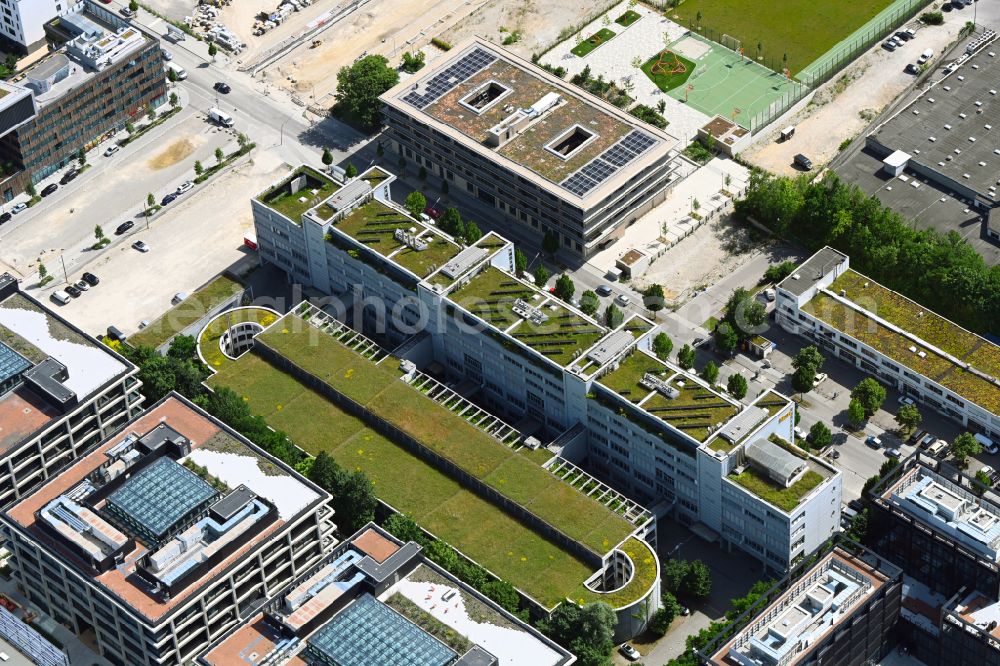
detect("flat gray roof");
top-left (777, 246), bottom-right (847, 297)
top-left (870, 47), bottom-right (1000, 203)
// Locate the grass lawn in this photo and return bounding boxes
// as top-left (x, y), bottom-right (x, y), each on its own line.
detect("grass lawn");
top-left (615, 10), bottom-right (641, 27)
top-left (641, 50), bottom-right (697, 92)
top-left (667, 0), bottom-right (896, 75)
top-left (598, 350), bottom-right (667, 404)
top-left (729, 468), bottom-right (825, 512)
top-left (208, 351), bottom-right (598, 607)
top-left (197, 307), bottom-right (278, 371)
top-left (452, 266), bottom-right (537, 330)
top-left (128, 275), bottom-right (243, 349)
top-left (571, 28), bottom-right (616, 57)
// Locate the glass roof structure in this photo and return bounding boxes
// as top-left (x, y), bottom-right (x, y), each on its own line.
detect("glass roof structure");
top-left (307, 594), bottom-right (457, 666)
top-left (0, 341), bottom-right (30, 394)
top-left (105, 457), bottom-right (218, 542)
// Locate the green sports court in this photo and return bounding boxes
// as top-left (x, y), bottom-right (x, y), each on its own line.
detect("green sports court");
top-left (646, 32), bottom-right (806, 131)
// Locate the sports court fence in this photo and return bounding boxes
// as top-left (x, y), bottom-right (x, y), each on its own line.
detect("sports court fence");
top-left (677, 0), bottom-right (932, 133)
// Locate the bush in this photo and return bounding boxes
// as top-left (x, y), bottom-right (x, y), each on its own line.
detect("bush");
top-left (629, 103), bottom-right (668, 129)
top-left (431, 37), bottom-right (453, 51)
top-left (683, 140), bottom-right (713, 164)
top-left (401, 51), bottom-right (425, 73)
top-left (920, 11), bottom-right (943, 25)
top-left (762, 261), bottom-right (796, 283)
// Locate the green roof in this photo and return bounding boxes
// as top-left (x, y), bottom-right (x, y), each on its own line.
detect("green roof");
top-left (450, 267), bottom-right (607, 366)
top-left (599, 351), bottom-right (740, 442)
top-left (197, 307), bottom-right (278, 372)
top-left (329, 199), bottom-right (462, 278)
top-left (573, 537), bottom-right (658, 608)
top-left (728, 467), bottom-right (826, 512)
top-left (209, 315), bottom-right (643, 607)
top-left (804, 270), bottom-right (1000, 414)
top-left (257, 166), bottom-right (339, 223)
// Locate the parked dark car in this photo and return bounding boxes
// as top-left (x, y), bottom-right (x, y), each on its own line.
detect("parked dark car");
top-left (82, 272), bottom-right (100, 286)
top-left (794, 153), bottom-right (813, 170)
top-left (0, 212), bottom-right (10, 225)
top-left (161, 193), bottom-right (177, 206)
top-left (65, 284), bottom-right (81, 297)
top-left (909, 429), bottom-right (926, 445)
top-left (905, 63), bottom-right (920, 75)
top-left (40, 183), bottom-right (58, 197)
top-left (115, 220), bottom-right (135, 235)
top-left (60, 170), bottom-right (78, 185)
top-left (213, 82), bottom-right (231, 94)
top-left (596, 285), bottom-right (613, 297)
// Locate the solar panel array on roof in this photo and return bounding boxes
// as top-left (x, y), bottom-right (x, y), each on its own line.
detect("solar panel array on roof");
top-left (402, 48), bottom-right (496, 110)
top-left (307, 593), bottom-right (457, 666)
top-left (0, 341), bottom-right (31, 393)
top-left (105, 457), bottom-right (218, 543)
top-left (560, 129), bottom-right (658, 197)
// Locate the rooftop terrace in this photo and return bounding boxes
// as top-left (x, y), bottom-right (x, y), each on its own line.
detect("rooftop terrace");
top-left (450, 266), bottom-right (608, 366)
top-left (327, 199), bottom-right (463, 279)
top-left (5, 395), bottom-right (322, 623)
top-left (257, 166), bottom-right (339, 223)
top-left (208, 313), bottom-right (647, 607)
top-left (598, 350), bottom-right (741, 443)
top-left (803, 269), bottom-right (1000, 414)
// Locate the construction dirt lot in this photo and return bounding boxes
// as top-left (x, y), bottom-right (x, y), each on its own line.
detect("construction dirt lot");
top-left (744, 10), bottom-right (971, 175)
top-left (260, 0), bottom-right (619, 101)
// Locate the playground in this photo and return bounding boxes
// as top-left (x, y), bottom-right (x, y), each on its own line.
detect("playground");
top-left (648, 33), bottom-right (806, 131)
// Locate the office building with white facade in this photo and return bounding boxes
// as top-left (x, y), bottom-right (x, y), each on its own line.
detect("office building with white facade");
top-left (776, 247), bottom-right (1000, 441)
top-left (0, 0), bottom-right (63, 52)
top-left (1, 394), bottom-right (336, 666)
top-left (379, 39), bottom-right (682, 260)
top-left (0, 273), bottom-right (143, 508)
top-left (251, 166), bottom-right (843, 573)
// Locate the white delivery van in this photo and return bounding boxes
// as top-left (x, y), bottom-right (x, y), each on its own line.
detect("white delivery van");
top-left (917, 48), bottom-right (933, 65)
top-left (166, 62), bottom-right (188, 80)
top-left (209, 108), bottom-right (235, 128)
top-left (51, 290), bottom-right (71, 305)
top-left (974, 432), bottom-right (998, 454)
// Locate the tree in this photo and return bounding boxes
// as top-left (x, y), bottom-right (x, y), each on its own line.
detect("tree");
top-left (851, 378), bottom-right (887, 416)
top-left (714, 321), bottom-right (739, 354)
top-left (722, 287), bottom-right (765, 340)
top-left (539, 603), bottom-right (616, 666)
top-left (700, 361), bottom-right (719, 385)
top-left (653, 332), bottom-right (673, 361)
top-left (77, 147), bottom-right (86, 167)
top-left (334, 55), bottom-right (400, 131)
top-left (727, 373), bottom-right (748, 399)
top-left (345, 162), bottom-right (358, 178)
top-left (847, 398), bottom-right (866, 428)
top-left (208, 43), bottom-right (218, 59)
top-left (554, 274), bottom-right (575, 301)
top-left (37, 262), bottom-right (48, 280)
top-left (167, 334), bottom-right (197, 361)
top-left (438, 207), bottom-right (463, 237)
top-left (194, 160), bottom-right (204, 176)
top-left (514, 248), bottom-right (527, 274)
top-left (604, 304), bottom-right (623, 328)
top-left (308, 452), bottom-right (377, 533)
top-left (321, 147), bottom-right (333, 166)
top-left (533, 265), bottom-right (550, 288)
top-left (125, 121), bottom-right (135, 134)
top-left (809, 421), bottom-right (832, 448)
top-left (25, 182), bottom-right (35, 198)
top-left (683, 560), bottom-right (712, 598)
top-left (94, 225), bottom-right (105, 241)
top-left (401, 51), bottom-right (426, 73)
top-left (167, 68), bottom-right (178, 83)
top-left (464, 221), bottom-right (482, 244)
top-left (129, 0), bottom-right (138, 11)
top-left (481, 579), bottom-right (520, 614)
top-left (677, 344), bottom-right (695, 370)
top-left (976, 469), bottom-right (993, 488)
top-left (952, 432), bottom-right (983, 467)
top-left (542, 230), bottom-right (559, 255)
top-left (383, 513), bottom-right (425, 544)
top-left (169, 91), bottom-right (179, 109)
top-left (895, 403), bottom-right (921, 432)
top-left (146, 193), bottom-right (155, 215)
top-left (662, 560), bottom-right (689, 594)
top-left (404, 190), bottom-right (426, 218)
top-left (791, 345), bottom-right (824, 393)
top-left (642, 283), bottom-right (665, 311)
top-left (580, 290), bottom-right (599, 316)
top-left (763, 261), bottom-right (797, 283)
top-left (214, 147), bottom-right (225, 164)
